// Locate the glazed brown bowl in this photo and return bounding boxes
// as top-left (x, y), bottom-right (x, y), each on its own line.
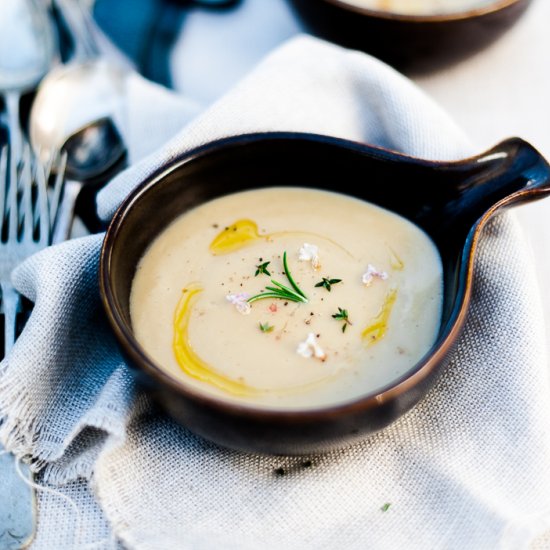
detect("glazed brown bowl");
top-left (100, 132), bottom-right (550, 455)
top-left (288, 0), bottom-right (532, 73)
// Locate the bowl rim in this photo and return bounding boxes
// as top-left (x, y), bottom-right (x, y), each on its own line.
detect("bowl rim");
top-left (316, 0), bottom-right (527, 23)
top-left (99, 131), bottom-right (502, 421)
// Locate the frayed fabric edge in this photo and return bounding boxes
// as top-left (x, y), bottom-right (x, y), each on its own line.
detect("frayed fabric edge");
top-left (0, 359), bottom-right (49, 467)
top-left (0, 359), bottom-right (135, 484)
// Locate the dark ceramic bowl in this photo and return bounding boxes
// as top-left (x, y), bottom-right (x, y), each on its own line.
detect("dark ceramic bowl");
top-left (288, 0), bottom-right (532, 73)
top-left (100, 133), bottom-right (550, 455)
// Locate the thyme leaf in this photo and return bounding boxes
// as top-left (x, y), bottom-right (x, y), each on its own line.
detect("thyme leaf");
top-left (332, 307), bottom-right (352, 332)
top-left (314, 277), bottom-right (342, 292)
top-left (255, 261), bottom-right (271, 276)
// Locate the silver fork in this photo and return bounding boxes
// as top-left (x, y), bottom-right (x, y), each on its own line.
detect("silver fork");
top-left (0, 144), bottom-right (62, 550)
top-left (0, 144), bottom-right (50, 352)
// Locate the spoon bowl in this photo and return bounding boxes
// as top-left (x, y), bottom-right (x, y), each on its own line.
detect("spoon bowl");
top-left (100, 133), bottom-right (550, 454)
top-left (62, 117), bottom-right (126, 181)
top-left (30, 59), bottom-right (127, 166)
top-left (51, 117), bottom-right (126, 241)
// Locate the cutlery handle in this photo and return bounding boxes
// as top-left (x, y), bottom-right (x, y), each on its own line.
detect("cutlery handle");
top-left (75, 153), bottom-right (128, 234)
top-left (55, 0), bottom-right (100, 60)
top-left (5, 92), bottom-right (22, 170)
top-left (1, 283), bottom-right (21, 354)
top-left (52, 179), bottom-right (83, 244)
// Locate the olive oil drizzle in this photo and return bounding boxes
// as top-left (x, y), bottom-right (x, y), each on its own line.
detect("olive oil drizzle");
top-left (173, 284), bottom-right (258, 396)
top-left (209, 220), bottom-right (261, 255)
top-left (361, 289), bottom-right (398, 345)
top-left (209, 219), bottom-right (354, 258)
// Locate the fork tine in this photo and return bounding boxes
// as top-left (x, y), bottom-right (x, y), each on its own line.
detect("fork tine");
top-left (35, 155), bottom-right (50, 246)
top-left (0, 146), bottom-right (7, 228)
top-left (7, 145), bottom-right (19, 243)
top-left (22, 145), bottom-right (34, 243)
top-left (49, 152), bottom-right (66, 236)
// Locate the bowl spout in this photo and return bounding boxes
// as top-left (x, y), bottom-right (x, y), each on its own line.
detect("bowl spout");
top-left (422, 138), bottom-right (550, 234)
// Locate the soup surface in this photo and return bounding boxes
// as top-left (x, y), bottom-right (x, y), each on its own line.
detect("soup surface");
top-left (341, 0), bottom-right (494, 15)
top-left (130, 187), bottom-right (443, 409)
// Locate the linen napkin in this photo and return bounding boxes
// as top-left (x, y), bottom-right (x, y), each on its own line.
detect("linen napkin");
top-left (2, 36), bottom-right (550, 549)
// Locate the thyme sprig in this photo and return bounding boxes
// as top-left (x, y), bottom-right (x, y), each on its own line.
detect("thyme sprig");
top-left (248, 252), bottom-right (308, 305)
top-left (315, 277), bottom-right (342, 292)
top-left (255, 261), bottom-right (271, 277)
top-left (259, 322), bottom-right (274, 333)
top-left (332, 307), bottom-right (352, 332)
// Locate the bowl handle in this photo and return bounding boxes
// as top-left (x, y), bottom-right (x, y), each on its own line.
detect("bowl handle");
top-left (457, 137), bottom-right (550, 215)
top-left (424, 138), bottom-right (550, 235)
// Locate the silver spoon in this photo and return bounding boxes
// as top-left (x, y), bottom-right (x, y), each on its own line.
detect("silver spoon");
top-left (53, 117), bottom-right (126, 241)
top-left (30, 59), bottom-right (127, 166)
top-left (0, 0), bottom-right (57, 163)
top-left (30, 59), bottom-right (128, 239)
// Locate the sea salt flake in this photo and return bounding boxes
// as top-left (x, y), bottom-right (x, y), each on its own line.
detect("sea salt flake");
top-left (362, 264), bottom-right (388, 287)
top-left (226, 293), bottom-right (251, 315)
top-left (297, 332), bottom-right (326, 360)
top-left (299, 243), bottom-right (320, 269)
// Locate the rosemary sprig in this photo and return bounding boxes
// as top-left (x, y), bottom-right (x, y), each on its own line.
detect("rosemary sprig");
top-left (255, 261), bottom-right (271, 277)
top-left (315, 277), bottom-right (342, 292)
top-left (332, 307), bottom-right (352, 332)
top-left (282, 252), bottom-right (307, 299)
top-left (248, 252), bottom-right (308, 304)
top-left (259, 322), bottom-right (274, 333)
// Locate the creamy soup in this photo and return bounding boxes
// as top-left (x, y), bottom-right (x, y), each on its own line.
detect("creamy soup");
top-left (130, 188), bottom-right (443, 410)
top-left (342, 0), bottom-right (494, 15)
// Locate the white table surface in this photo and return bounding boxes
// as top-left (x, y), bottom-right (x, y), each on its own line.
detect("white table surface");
top-left (171, 0), bottom-right (550, 379)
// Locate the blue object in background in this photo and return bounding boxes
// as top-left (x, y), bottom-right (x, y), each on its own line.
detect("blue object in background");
top-left (93, 0), bottom-right (241, 88)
